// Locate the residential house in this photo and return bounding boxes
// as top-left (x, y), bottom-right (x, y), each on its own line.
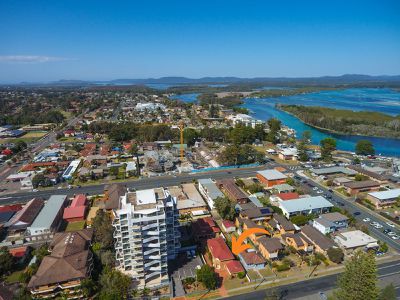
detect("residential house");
top-left (312, 212), bottom-right (349, 234)
top-left (269, 214), bottom-right (296, 234)
top-left (300, 225), bottom-right (335, 254)
top-left (257, 237), bottom-right (284, 260)
top-left (221, 220), bottom-right (236, 233)
top-left (278, 196), bottom-right (333, 219)
top-left (207, 237), bottom-right (235, 269)
top-left (239, 251), bottom-right (266, 270)
top-left (63, 194), bottom-right (88, 222)
top-left (27, 229), bottom-right (93, 299)
top-left (192, 217), bottom-right (221, 242)
top-left (216, 179), bottom-right (249, 203)
top-left (98, 184), bottom-right (126, 210)
top-left (334, 230), bottom-right (379, 251)
top-left (281, 233), bottom-right (313, 254)
top-left (225, 260), bottom-right (245, 277)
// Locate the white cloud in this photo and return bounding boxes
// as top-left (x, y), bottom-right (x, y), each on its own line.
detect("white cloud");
top-left (0, 55), bottom-right (72, 63)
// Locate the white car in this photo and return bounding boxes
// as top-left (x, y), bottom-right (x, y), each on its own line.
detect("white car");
top-left (363, 218), bottom-right (370, 222)
top-left (388, 232), bottom-right (396, 236)
top-left (392, 235), bottom-right (400, 240)
top-left (317, 190), bottom-right (324, 194)
top-left (313, 187), bottom-right (318, 191)
top-left (386, 222), bottom-right (395, 228)
top-left (374, 224), bottom-right (383, 229)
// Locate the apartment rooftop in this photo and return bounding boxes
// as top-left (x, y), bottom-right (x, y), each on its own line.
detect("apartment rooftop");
top-left (126, 188), bottom-right (166, 210)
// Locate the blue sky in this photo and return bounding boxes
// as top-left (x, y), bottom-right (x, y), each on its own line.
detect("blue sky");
top-left (0, 0), bottom-right (399, 82)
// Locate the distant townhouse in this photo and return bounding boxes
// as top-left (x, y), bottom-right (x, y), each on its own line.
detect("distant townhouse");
top-left (312, 212), bottom-right (349, 234)
top-left (310, 166), bottom-right (357, 177)
top-left (279, 196), bottom-right (333, 219)
top-left (221, 220), bottom-right (236, 233)
top-left (257, 237), bottom-right (284, 260)
top-left (334, 230), bottom-right (378, 251)
top-left (278, 148), bottom-right (298, 161)
top-left (27, 195), bottom-right (67, 239)
top-left (300, 224), bottom-right (335, 254)
top-left (237, 202), bottom-right (273, 224)
top-left (367, 188), bottom-right (400, 209)
top-left (343, 180), bottom-right (380, 195)
top-left (272, 183), bottom-right (295, 194)
top-left (269, 214), bottom-right (296, 234)
top-left (256, 170), bottom-right (287, 187)
top-left (237, 218), bottom-right (270, 245)
top-left (239, 251), bottom-right (266, 270)
top-left (348, 165), bottom-right (390, 184)
top-left (216, 179), bottom-right (249, 203)
top-left (198, 178), bottom-right (224, 209)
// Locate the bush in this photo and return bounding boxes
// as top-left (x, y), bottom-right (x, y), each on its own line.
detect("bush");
top-left (237, 271), bottom-right (246, 279)
top-left (282, 257), bottom-right (295, 267)
top-left (327, 247), bottom-right (344, 264)
top-left (275, 263), bottom-right (290, 272)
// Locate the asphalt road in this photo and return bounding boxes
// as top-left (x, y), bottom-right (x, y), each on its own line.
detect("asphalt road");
top-left (297, 173), bottom-right (400, 252)
top-left (0, 164), bottom-right (272, 204)
top-left (225, 259), bottom-right (400, 300)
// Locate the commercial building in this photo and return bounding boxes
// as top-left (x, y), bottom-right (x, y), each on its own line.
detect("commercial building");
top-left (278, 196), bottom-right (333, 219)
top-left (343, 180), bottom-right (380, 195)
top-left (5, 198), bottom-right (44, 231)
top-left (27, 195), bottom-right (67, 238)
top-left (113, 188), bottom-right (181, 288)
top-left (334, 230), bottom-right (378, 251)
top-left (367, 189), bottom-right (400, 209)
top-left (198, 178), bottom-right (224, 209)
top-left (27, 229), bottom-right (93, 299)
top-left (256, 170), bottom-right (287, 187)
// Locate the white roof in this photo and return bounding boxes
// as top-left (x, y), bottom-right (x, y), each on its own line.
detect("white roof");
top-left (334, 230), bottom-right (378, 249)
top-left (368, 188), bottom-right (400, 200)
top-left (257, 169), bottom-right (287, 180)
top-left (136, 189), bottom-right (156, 204)
top-left (279, 196), bottom-right (333, 213)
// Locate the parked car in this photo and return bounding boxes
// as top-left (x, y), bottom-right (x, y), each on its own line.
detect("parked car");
top-left (386, 222), bottom-right (395, 228)
top-left (353, 211), bottom-right (361, 216)
top-left (388, 232), bottom-right (396, 236)
top-left (392, 235), bottom-right (399, 240)
top-left (363, 218), bottom-right (371, 222)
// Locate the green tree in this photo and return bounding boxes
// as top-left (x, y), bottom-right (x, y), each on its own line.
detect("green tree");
top-left (297, 141), bottom-right (309, 162)
top-left (0, 246), bottom-right (13, 276)
top-left (327, 247), bottom-right (344, 264)
top-left (266, 118), bottom-right (281, 144)
top-left (378, 284), bottom-right (396, 300)
top-left (183, 128), bottom-right (199, 146)
top-left (302, 130), bottom-right (312, 144)
top-left (333, 251), bottom-right (378, 300)
top-left (99, 268), bottom-right (131, 300)
top-left (355, 140), bottom-right (375, 156)
top-left (218, 144), bottom-right (264, 165)
top-left (214, 197), bottom-right (236, 221)
top-left (320, 138), bottom-right (337, 161)
top-left (196, 265), bottom-right (218, 290)
top-left (92, 210), bottom-right (114, 250)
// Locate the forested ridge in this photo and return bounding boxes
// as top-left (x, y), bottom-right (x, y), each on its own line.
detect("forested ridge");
top-left (279, 105), bottom-right (400, 138)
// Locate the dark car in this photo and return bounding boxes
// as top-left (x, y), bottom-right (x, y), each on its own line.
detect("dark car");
top-left (383, 229), bottom-right (391, 234)
top-left (338, 202), bottom-right (345, 206)
top-left (353, 211), bottom-right (361, 216)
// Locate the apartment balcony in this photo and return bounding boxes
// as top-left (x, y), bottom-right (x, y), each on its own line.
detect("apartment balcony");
top-left (143, 236), bottom-right (159, 243)
top-left (147, 242), bottom-right (160, 248)
top-left (144, 260), bottom-right (161, 268)
top-left (145, 271), bottom-right (161, 280)
top-left (142, 222), bottom-right (159, 231)
top-left (143, 248), bottom-right (159, 256)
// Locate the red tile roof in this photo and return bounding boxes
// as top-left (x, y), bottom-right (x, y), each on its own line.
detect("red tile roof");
top-left (240, 251), bottom-right (266, 265)
top-left (63, 206), bottom-right (86, 220)
top-left (278, 192), bottom-right (300, 201)
top-left (71, 194), bottom-right (86, 207)
top-left (0, 204), bottom-right (23, 213)
top-left (222, 220), bottom-right (235, 230)
top-left (226, 260), bottom-right (245, 274)
top-left (9, 246), bottom-right (28, 258)
top-left (207, 237), bottom-right (234, 261)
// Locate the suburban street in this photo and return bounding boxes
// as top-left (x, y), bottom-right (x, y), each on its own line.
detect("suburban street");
top-left (225, 259), bottom-right (400, 299)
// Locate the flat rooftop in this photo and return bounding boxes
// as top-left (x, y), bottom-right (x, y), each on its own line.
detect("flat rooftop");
top-left (127, 188), bottom-right (165, 210)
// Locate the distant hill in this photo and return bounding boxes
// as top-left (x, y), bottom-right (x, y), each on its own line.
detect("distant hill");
top-left (5, 74), bottom-right (400, 87)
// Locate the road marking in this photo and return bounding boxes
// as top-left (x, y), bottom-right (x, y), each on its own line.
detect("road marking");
top-left (378, 262), bottom-right (400, 270)
top-left (378, 271), bottom-right (400, 278)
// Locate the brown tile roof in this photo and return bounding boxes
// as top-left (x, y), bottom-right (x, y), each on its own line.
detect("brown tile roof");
top-left (282, 233), bottom-right (305, 247)
top-left (28, 229), bottom-right (93, 289)
top-left (273, 214), bottom-right (296, 231)
top-left (101, 184), bottom-right (126, 210)
top-left (240, 251), bottom-right (266, 265)
top-left (6, 198), bottom-right (44, 230)
top-left (258, 236), bottom-right (283, 253)
top-left (300, 225), bottom-right (334, 251)
top-left (216, 179), bottom-right (248, 202)
top-left (344, 180), bottom-right (380, 189)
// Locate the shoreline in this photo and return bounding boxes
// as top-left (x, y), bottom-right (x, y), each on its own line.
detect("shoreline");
top-left (276, 106), bottom-right (400, 141)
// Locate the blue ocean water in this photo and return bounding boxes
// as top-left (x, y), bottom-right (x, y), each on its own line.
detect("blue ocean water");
top-left (169, 88), bottom-right (400, 156)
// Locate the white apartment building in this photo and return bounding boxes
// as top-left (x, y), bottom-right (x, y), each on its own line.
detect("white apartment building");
top-left (113, 188), bottom-right (181, 288)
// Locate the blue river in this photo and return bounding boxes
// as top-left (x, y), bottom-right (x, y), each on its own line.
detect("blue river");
top-left (170, 88), bottom-right (400, 157)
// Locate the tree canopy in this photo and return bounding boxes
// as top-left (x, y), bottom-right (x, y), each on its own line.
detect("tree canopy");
top-left (355, 140), bottom-right (375, 156)
top-left (320, 137), bottom-right (337, 161)
top-left (196, 265), bottom-right (218, 290)
top-left (214, 197), bottom-right (236, 221)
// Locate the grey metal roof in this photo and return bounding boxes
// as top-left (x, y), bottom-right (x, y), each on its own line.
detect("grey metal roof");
top-left (273, 183), bottom-right (295, 193)
top-left (257, 170), bottom-right (287, 180)
top-left (279, 196), bottom-right (333, 213)
top-left (368, 188), bottom-right (400, 200)
top-left (29, 195), bottom-right (67, 230)
top-left (198, 178), bottom-right (224, 200)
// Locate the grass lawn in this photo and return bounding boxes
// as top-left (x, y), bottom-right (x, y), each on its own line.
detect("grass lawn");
top-left (6, 270), bottom-right (24, 284)
top-left (0, 137), bottom-right (39, 145)
top-left (224, 277), bottom-right (250, 290)
top-left (66, 221), bottom-right (86, 232)
top-left (247, 269), bottom-right (261, 281)
top-left (258, 267), bottom-right (275, 278)
top-left (23, 131), bottom-right (47, 138)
